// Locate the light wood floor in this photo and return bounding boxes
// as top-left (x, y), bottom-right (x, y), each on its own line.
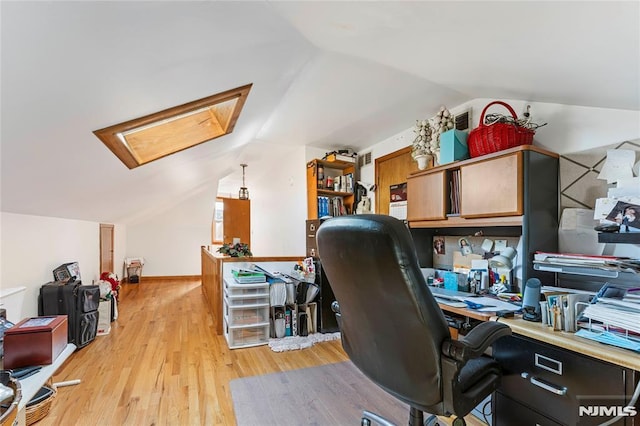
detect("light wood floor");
top-left (43, 279), bottom-right (347, 425)
top-left (42, 278), bottom-right (487, 426)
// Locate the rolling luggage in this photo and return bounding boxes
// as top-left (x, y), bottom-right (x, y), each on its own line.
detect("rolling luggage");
top-left (38, 280), bottom-right (100, 349)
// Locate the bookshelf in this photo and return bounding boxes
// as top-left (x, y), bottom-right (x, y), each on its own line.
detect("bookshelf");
top-left (306, 159), bottom-right (356, 219)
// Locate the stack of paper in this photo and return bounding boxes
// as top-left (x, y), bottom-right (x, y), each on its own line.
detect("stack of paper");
top-left (578, 284), bottom-right (640, 348)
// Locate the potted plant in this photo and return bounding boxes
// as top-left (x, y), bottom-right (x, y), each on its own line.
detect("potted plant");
top-left (217, 242), bottom-right (252, 257)
top-left (411, 119), bottom-right (435, 170)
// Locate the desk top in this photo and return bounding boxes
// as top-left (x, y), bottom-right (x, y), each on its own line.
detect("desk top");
top-left (498, 318), bottom-right (640, 372)
top-left (439, 303), bottom-right (640, 371)
top-left (17, 343), bottom-right (75, 410)
top-left (438, 303), bottom-right (495, 321)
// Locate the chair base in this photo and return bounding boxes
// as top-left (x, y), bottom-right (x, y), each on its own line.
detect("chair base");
top-left (360, 409), bottom-right (440, 426)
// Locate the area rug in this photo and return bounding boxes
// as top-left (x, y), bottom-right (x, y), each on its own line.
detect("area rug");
top-left (268, 332), bottom-right (341, 352)
top-left (230, 361), bottom-right (408, 425)
top-left (230, 361), bottom-right (409, 426)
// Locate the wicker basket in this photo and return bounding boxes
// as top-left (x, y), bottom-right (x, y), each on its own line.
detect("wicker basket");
top-left (468, 101), bottom-right (534, 158)
top-left (25, 384), bottom-right (56, 426)
top-left (0, 372), bottom-right (21, 426)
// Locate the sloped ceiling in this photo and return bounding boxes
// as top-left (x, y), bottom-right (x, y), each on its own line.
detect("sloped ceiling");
top-left (1, 1), bottom-right (638, 224)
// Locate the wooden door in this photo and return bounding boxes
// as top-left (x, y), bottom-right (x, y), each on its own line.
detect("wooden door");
top-left (99, 223), bottom-right (114, 273)
top-left (375, 146), bottom-right (419, 214)
top-left (460, 152), bottom-right (523, 218)
top-left (222, 198), bottom-right (251, 246)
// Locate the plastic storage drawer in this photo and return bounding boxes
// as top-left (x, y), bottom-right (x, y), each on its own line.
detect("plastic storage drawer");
top-left (224, 292), bottom-right (270, 307)
top-left (224, 281), bottom-right (269, 297)
top-left (224, 321), bottom-right (269, 349)
top-left (225, 305), bottom-right (269, 326)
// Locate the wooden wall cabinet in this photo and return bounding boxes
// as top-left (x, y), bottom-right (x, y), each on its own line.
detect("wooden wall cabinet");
top-left (306, 159), bottom-right (356, 219)
top-left (406, 170), bottom-right (447, 221)
top-left (459, 152), bottom-right (523, 218)
top-left (406, 145), bottom-right (560, 288)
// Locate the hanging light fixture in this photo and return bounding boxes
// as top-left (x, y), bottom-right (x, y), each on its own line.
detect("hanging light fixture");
top-left (239, 163), bottom-right (249, 200)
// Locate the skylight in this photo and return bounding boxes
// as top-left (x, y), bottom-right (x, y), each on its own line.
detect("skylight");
top-left (93, 84), bottom-right (252, 169)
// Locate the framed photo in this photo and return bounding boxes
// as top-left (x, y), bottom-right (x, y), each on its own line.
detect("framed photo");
top-left (605, 201), bottom-right (640, 230)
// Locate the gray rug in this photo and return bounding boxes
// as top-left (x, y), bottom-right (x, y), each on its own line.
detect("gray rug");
top-left (230, 361), bottom-right (409, 425)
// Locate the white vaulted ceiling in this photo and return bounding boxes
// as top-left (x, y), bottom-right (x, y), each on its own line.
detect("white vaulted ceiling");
top-left (1, 1), bottom-right (638, 224)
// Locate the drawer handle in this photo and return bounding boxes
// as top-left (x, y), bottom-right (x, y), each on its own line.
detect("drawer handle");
top-left (529, 375), bottom-right (567, 396)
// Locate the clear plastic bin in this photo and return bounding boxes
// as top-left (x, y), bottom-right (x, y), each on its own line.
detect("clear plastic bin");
top-left (225, 322), bottom-right (269, 349)
top-left (226, 305), bottom-right (269, 326)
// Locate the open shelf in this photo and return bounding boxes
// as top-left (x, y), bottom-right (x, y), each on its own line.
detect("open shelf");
top-left (598, 232), bottom-right (640, 244)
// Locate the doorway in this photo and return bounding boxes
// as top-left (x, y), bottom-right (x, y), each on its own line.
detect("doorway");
top-left (100, 223), bottom-right (114, 273)
top-left (212, 198), bottom-right (251, 246)
top-left (375, 146), bottom-right (418, 215)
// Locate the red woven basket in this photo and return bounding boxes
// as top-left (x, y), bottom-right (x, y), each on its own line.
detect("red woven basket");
top-left (468, 101), bottom-right (535, 158)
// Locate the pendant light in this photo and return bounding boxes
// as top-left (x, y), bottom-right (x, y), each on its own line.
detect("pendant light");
top-left (239, 163), bottom-right (249, 200)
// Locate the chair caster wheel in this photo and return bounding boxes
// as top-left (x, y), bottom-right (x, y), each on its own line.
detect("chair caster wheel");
top-left (452, 417), bottom-right (466, 426)
top-left (361, 418), bottom-right (372, 426)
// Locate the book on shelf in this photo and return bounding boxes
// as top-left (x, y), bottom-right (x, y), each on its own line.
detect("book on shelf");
top-left (448, 169), bottom-right (460, 215)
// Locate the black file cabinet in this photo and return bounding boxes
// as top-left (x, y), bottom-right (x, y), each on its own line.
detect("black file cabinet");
top-left (306, 219), bottom-right (339, 333)
top-left (493, 335), bottom-right (637, 425)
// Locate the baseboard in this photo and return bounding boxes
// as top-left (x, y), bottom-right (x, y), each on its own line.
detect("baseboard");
top-left (125, 275), bottom-right (201, 282)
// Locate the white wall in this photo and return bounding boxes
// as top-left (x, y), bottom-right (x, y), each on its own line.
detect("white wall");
top-left (249, 146), bottom-right (310, 256)
top-left (0, 212), bottom-right (126, 320)
top-left (126, 186), bottom-right (216, 277)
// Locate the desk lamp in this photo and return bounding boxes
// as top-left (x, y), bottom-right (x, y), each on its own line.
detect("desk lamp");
top-left (489, 247), bottom-right (517, 292)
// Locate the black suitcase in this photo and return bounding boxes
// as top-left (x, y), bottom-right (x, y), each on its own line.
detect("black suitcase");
top-left (38, 280), bottom-right (100, 349)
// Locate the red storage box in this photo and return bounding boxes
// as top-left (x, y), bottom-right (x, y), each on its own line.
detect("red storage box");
top-left (3, 315), bottom-right (68, 369)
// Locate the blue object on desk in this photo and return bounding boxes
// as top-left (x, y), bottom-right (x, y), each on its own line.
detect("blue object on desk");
top-left (464, 300), bottom-right (496, 310)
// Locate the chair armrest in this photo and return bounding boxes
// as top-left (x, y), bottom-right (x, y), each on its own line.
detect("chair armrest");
top-left (331, 301), bottom-right (340, 314)
top-left (441, 321), bottom-right (511, 362)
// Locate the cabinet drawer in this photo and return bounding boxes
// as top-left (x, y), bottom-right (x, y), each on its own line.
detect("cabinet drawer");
top-left (224, 292), bottom-right (270, 306)
top-left (224, 281), bottom-right (269, 297)
top-left (494, 392), bottom-right (562, 426)
top-left (224, 321), bottom-right (269, 349)
top-left (225, 305), bottom-right (269, 326)
top-left (493, 335), bottom-right (626, 425)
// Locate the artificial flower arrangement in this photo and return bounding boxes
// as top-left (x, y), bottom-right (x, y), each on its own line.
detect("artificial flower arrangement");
top-left (217, 242), bottom-right (253, 257)
top-left (412, 106), bottom-right (455, 159)
top-left (98, 271), bottom-right (121, 301)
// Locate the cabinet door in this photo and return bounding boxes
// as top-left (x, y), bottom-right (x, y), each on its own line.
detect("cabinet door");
top-left (407, 170), bottom-right (446, 221)
top-left (460, 152), bottom-right (523, 218)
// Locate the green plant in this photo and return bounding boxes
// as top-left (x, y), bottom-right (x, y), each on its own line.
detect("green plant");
top-left (217, 242), bottom-right (252, 257)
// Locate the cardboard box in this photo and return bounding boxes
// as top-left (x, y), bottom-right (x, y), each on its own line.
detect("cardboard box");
top-left (439, 129), bottom-right (469, 164)
top-left (3, 315), bottom-right (68, 369)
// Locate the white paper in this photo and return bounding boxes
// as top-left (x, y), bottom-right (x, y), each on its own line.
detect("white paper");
top-left (464, 296), bottom-right (521, 312)
top-left (617, 176), bottom-right (640, 190)
top-left (494, 239), bottom-right (507, 252)
top-left (389, 201), bottom-right (407, 220)
top-left (597, 149), bottom-right (636, 183)
top-left (594, 198), bottom-right (618, 222)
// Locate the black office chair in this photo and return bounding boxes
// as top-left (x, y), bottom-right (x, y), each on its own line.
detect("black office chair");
top-left (316, 215), bottom-right (511, 426)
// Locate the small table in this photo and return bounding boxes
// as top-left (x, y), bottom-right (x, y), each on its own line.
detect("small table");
top-left (15, 343), bottom-right (76, 426)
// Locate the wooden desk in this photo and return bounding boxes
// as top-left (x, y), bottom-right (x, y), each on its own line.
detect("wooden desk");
top-left (438, 303), bottom-right (495, 322)
top-left (499, 317), bottom-right (640, 371)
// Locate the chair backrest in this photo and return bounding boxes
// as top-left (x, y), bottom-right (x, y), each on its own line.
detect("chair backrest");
top-left (316, 214), bottom-right (450, 409)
